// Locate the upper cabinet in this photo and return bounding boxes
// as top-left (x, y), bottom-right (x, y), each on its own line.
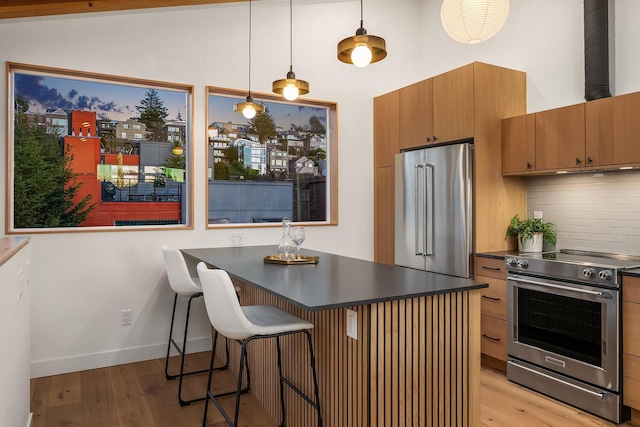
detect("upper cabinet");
top-left (586, 91), bottom-right (640, 167)
top-left (373, 91), bottom-right (400, 168)
top-left (399, 79), bottom-right (434, 150)
top-left (536, 103), bottom-right (586, 171)
top-left (503, 90), bottom-right (640, 176)
top-left (433, 63), bottom-right (474, 143)
top-left (502, 113), bottom-right (536, 174)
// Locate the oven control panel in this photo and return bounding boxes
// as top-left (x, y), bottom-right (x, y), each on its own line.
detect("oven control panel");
top-left (505, 256), bottom-right (619, 288)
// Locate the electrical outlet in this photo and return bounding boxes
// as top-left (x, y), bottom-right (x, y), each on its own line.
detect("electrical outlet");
top-left (533, 211), bottom-right (543, 219)
top-left (346, 309), bottom-right (357, 340)
top-left (230, 232), bottom-right (243, 246)
top-left (121, 309), bottom-right (132, 326)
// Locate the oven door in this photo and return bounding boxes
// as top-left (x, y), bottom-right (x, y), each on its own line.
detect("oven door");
top-left (507, 273), bottom-right (619, 391)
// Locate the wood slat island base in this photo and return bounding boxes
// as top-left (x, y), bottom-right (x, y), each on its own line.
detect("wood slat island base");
top-left (216, 280), bottom-right (481, 426)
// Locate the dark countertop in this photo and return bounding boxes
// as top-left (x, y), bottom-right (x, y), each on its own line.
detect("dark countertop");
top-left (476, 250), bottom-right (520, 260)
top-left (181, 245), bottom-right (487, 311)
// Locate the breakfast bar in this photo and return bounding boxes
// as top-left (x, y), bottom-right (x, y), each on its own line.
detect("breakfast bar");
top-left (181, 245), bottom-right (487, 427)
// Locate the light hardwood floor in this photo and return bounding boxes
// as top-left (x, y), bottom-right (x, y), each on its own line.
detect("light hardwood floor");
top-left (30, 352), bottom-right (636, 427)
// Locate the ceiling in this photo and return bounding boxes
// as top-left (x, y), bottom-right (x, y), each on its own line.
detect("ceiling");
top-left (0, 0), bottom-right (242, 20)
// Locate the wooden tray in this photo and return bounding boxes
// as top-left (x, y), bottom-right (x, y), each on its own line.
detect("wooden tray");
top-left (264, 255), bottom-right (319, 265)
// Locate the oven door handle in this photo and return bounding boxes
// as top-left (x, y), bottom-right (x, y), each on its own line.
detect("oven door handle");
top-left (507, 361), bottom-right (607, 400)
top-left (509, 277), bottom-right (611, 299)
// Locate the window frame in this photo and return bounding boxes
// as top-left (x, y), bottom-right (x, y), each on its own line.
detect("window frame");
top-left (6, 62), bottom-right (194, 233)
top-left (205, 86), bottom-right (338, 228)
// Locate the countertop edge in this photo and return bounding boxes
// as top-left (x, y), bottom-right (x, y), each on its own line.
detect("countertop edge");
top-left (0, 236), bottom-right (30, 269)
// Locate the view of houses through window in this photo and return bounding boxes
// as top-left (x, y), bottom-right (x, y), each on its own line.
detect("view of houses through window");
top-left (8, 64), bottom-right (192, 231)
top-left (207, 89), bottom-right (334, 225)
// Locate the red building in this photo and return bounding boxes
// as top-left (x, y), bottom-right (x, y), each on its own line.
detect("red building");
top-left (64, 111), bottom-right (182, 226)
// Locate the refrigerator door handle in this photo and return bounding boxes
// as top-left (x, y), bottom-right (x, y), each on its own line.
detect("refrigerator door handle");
top-left (424, 163), bottom-right (434, 257)
top-left (415, 164), bottom-right (424, 256)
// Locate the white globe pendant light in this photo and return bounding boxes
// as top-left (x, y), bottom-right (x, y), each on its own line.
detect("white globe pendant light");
top-left (440, 0), bottom-right (510, 44)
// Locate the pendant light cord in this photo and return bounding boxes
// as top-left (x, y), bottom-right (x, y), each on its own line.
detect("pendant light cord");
top-left (248, 0), bottom-right (253, 96)
top-left (360, 0), bottom-right (364, 28)
top-left (289, 0), bottom-right (293, 70)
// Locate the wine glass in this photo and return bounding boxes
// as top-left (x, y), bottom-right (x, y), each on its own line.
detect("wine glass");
top-left (291, 226), bottom-right (306, 260)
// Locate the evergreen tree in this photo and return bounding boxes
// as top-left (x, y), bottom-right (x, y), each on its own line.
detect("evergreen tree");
top-left (248, 107), bottom-right (277, 176)
top-left (13, 95), bottom-right (95, 228)
top-left (136, 89), bottom-right (168, 140)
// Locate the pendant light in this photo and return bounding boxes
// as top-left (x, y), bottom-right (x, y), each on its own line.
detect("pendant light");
top-left (337, 0), bottom-right (387, 68)
top-left (272, 0), bottom-right (309, 101)
top-left (440, 0), bottom-right (510, 44)
top-left (234, 0), bottom-right (264, 119)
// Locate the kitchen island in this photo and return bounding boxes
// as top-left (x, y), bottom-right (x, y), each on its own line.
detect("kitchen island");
top-left (182, 246), bottom-right (487, 427)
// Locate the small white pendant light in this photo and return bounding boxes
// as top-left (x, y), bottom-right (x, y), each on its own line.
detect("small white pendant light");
top-left (234, 0), bottom-right (264, 119)
top-left (440, 0), bottom-right (510, 44)
top-left (337, 0), bottom-right (387, 68)
top-left (272, 0), bottom-right (309, 101)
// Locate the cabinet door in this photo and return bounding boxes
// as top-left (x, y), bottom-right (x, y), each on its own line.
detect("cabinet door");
top-left (433, 64), bottom-right (474, 143)
top-left (502, 114), bottom-right (535, 174)
top-left (586, 91), bottom-right (640, 167)
top-left (374, 167), bottom-right (395, 265)
top-left (399, 78), bottom-right (434, 150)
top-left (374, 91), bottom-right (400, 168)
top-left (535, 103), bottom-right (585, 171)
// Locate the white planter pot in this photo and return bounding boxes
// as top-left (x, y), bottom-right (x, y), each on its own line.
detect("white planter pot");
top-left (518, 233), bottom-right (543, 252)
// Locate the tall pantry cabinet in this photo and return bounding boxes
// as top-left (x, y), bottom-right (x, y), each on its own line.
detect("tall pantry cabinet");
top-left (373, 62), bottom-right (527, 264)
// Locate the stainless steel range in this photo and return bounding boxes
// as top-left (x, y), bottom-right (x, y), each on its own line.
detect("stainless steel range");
top-left (505, 249), bottom-right (640, 423)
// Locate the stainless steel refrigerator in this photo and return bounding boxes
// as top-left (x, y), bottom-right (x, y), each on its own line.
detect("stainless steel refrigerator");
top-left (394, 142), bottom-right (473, 278)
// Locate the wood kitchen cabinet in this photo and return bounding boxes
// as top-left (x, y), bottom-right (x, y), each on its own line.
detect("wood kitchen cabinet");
top-left (535, 103), bottom-right (586, 171)
top-left (502, 90), bottom-right (640, 176)
top-left (502, 113), bottom-right (536, 174)
top-left (374, 62), bottom-right (527, 262)
top-left (433, 63), bottom-right (474, 143)
top-left (373, 90), bottom-right (399, 168)
top-left (586, 91), bottom-right (640, 167)
top-left (623, 275), bottom-right (640, 411)
top-left (374, 167), bottom-right (395, 265)
top-left (476, 255), bottom-right (508, 367)
top-left (399, 78), bottom-right (434, 150)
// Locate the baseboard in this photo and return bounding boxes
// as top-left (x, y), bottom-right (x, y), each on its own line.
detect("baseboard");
top-left (30, 336), bottom-right (212, 378)
top-left (26, 412), bottom-right (33, 427)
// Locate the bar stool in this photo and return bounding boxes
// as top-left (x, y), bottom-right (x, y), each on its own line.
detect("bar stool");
top-left (197, 262), bottom-right (322, 427)
top-left (162, 246), bottom-right (239, 406)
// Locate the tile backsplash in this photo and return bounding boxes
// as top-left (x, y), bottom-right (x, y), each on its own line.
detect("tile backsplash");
top-left (526, 171), bottom-right (640, 255)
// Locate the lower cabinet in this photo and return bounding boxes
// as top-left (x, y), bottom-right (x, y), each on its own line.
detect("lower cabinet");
top-left (476, 255), bottom-right (508, 364)
top-left (623, 275), bottom-right (640, 410)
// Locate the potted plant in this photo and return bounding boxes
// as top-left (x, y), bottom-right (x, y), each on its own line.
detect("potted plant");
top-left (505, 214), bottom-right (557, 252)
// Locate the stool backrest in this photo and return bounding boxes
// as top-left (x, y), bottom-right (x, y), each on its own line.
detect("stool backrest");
top-left (162, 245), bottom-right (202, 296)
top-left (197, 262), bottom-right (255, 340)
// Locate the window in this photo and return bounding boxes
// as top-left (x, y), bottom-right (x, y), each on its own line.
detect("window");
top-left (7, 63), bottom-right (193, 232)
top-left (206, 87), bottom-right (337, 227)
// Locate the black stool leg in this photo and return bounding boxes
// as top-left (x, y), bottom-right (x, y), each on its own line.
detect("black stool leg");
top-left (305, 330), bottom-right (323, 427)
top-left (164, 293), bottom-right (179, 379)
top-left (202, 334), bottom-right (251, 427)
top-left (276, 336), bottom-right (286, 427)
top-left (166, 292), bottom-right (228, 406)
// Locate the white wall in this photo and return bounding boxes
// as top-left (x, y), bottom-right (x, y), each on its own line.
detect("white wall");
top-left (0, 240), bottom-right (32, 427)
top-left (0, 0), bottom-right (639, 377)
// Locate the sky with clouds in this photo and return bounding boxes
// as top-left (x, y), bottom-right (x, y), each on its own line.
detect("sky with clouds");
top-left (14, 72), bottom-right (187, 122)
top-left (13, 70), bottom-right (328, 135)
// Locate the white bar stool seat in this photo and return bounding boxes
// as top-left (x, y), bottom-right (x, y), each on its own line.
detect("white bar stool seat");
top-left (197, 262), bottom-right (322, 427)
